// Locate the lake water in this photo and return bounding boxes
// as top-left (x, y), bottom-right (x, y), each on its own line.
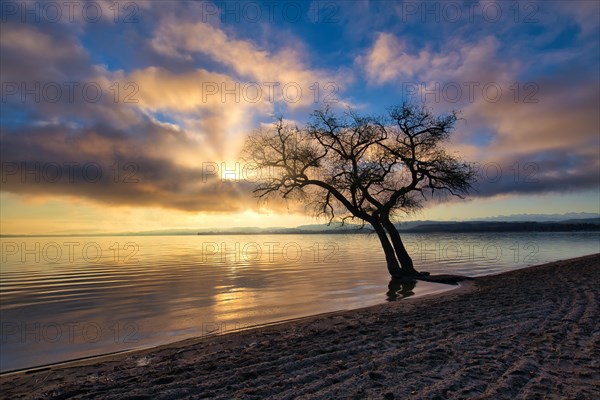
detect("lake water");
top-left (1, 232), bottom-right (599, 372)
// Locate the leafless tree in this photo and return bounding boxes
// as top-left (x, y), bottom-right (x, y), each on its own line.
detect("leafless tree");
top-left (244, 103), bottom-right (476, 278)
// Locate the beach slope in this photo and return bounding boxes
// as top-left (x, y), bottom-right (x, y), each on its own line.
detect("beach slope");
top-left (1, 254), bottom-right (599, 399)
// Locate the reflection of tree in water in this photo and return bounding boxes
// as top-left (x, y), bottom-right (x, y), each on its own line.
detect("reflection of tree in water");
top-left (386, 279), bottom-right (417, 301)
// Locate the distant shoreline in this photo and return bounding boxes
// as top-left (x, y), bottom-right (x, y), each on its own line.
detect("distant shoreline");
top-left (2, 220), bottom-right (600, 237)
top-left (2, 253), bottom-right (598, 399)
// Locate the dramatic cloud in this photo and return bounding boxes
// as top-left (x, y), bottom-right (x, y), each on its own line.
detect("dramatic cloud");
top-left (0, 121), bottom-right (260, 212)
top-left (356, 13), bottom-right (598, 200)
top-left (357, 33), bottom-right (514, 88)
top-left (150, 15), bottom-right (351, 109)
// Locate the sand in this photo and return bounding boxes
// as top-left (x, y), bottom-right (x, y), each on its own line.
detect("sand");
top-left (1, 254), bottom-right (599, 399)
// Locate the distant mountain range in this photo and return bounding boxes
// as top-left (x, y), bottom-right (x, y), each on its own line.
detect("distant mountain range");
top-left (194, 213), bottom-right (600, 235)
top-left (193, 217), bottom-right (600, 235)
top-left (464, 212), bottom-right (600, 222)
top-left (396, 219), bottom-right (600, 233)
top-left (2, 213), bottom-right (599, 237)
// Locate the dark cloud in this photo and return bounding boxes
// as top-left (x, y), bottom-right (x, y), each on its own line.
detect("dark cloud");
top-left (471, 152), bottom-right (600, 198)
top-left (0, 121), bottom-right (259, 212)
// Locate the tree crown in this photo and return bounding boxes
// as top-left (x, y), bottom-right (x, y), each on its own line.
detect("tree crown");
top-left (243, 103), bottom-right (476, 225)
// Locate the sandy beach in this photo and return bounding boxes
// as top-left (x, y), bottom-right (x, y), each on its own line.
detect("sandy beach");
top-left (1, 253), bottom-right (598, 399)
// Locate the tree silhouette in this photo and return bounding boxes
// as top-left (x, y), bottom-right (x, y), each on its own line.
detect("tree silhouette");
top-left (244, 103), bottom-right (476, 278)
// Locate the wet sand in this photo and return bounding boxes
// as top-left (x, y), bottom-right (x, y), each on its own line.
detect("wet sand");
top-left (1, 254), bottom-right (599, 399)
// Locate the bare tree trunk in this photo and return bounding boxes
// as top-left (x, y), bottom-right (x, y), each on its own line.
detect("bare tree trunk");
top-left (371, 222), bottom-right (403, 278)
top-left (381, 217), bottom-right (419, 276)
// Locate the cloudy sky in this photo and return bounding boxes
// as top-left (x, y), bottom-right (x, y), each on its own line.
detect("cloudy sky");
top-left (1, 0), bottom-right (599, 235)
